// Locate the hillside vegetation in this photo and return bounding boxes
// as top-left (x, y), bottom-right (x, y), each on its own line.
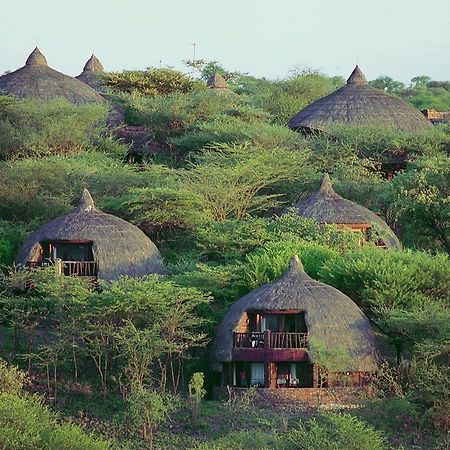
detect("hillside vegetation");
top-left (0, 64), bottom-right (449, 449)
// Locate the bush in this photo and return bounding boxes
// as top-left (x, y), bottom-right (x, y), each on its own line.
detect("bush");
top-left (194, 430), bottom-right (283, 449)
top-left (0, 98), bottom-right (108, 160)
top-left (0, 151), bottom-right (154, 223)
top-left (288, 413), bottom-right (388, 450)
top-left (102, 68), bottom-right (201, 96)
top-left (0, 359), bottom-right (28, 394)
top-left (171, 117), bottom-right (304, 154)
top-left (319, 248), bottom-right (450, 308)
top-left (0, 220), bottom-right (30, 266)
top-left (0, 392), bottom-right (111, 450)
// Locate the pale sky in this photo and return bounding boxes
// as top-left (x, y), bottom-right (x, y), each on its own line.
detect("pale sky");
top-left (1, 0), bottom-right (449, 83)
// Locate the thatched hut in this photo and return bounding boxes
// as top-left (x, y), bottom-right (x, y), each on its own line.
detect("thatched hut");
top-left (211, 256), bottom-right (379, 389)
top-left (0, 48), bottom-right (105, 104)
top-left (16, 189), bottom-right (167, 280)
top-left (288, 66), bottom-right (431, 133)
top-left (206, 72), bottom-right (229, 90)
top-left (291, 174), bottom-right (401, 249)
top-left (76, 54), bottom-right (105, 92)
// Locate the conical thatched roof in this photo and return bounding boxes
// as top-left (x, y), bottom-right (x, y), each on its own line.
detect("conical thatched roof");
top-left (16, 189), bottom-right (167, 280)
top-left (292, 174), bottom-right (401, 249)
top-left (0, 48), bottom-right (105, 104)
top-left (76, 54), bottom-right (105, 92)
top-left (288, 65), bottom-right (431, 133)
top-left (207, 72), bottom-right (229, 89)
top-left (211, 256), bottom-right (379, 372)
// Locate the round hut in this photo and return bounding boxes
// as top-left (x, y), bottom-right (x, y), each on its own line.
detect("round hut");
top-left (211, 256), bottom-right (379, 390)
top-left (288, 65), bottom-right (431, 133)
top-left (206, 72), bottom-right (230, 91)
top-left (16, 189), bottom-right (167, 280)
top-left (291, 174), bottom-right (401, 249)
top-left (0, 48), bottom-right (105, 104)
top-left (76, 54), bottom-right (105, 92)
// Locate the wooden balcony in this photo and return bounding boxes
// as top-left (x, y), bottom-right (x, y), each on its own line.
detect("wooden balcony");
top-left (27, 260), bottom-right (98, 277)
top-left (233, 331), bottom-right (309, 362)
top-left (234, 331), bottom-right (308, 349)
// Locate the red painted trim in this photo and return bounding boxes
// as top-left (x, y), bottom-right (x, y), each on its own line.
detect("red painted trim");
top-left (232, 348), bottom-right (309, 362)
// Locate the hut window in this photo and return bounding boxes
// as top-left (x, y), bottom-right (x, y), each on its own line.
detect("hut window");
top-left (250, 363), bottom-right (265, 387)
top-left (42, 241), bottom-right (94, 262)
top-left (260, 312), bottom-right (307, 333)
top-left (261, 315), bottom-right (280, 332)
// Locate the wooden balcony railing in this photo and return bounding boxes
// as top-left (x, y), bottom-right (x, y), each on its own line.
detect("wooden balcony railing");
top-left (269, 332), bottom-right (308, 349)
top-left (27, 260), bottom-right (98, 277)
top-left (233, 331), bottom-right (307, 349)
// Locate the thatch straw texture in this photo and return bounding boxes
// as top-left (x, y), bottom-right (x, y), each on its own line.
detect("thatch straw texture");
top-left (211, 256), bottom-right (379, 372)
top-left (0, 48), bottom-right (105, 104)
top-left (206, 73), bottom-right (229, 89)
top-left (292, 174), bottom-right (401, 249)
top-left (76, 54), bottom-right (105, 92)
top-left (16, 189), bottom-right (167, 280)
top-left (288, 66), bottom-right (431, 132)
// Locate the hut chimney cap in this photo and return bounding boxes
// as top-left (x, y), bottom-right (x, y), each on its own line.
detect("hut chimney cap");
top-left (207, 72), bottom-right (228, 89)
top-left (288, 255), bottom-right (305, 274)
top-left (319, 173), bottom-right (335, 195)
top-left (83, 54), bottom-right (104, 73)
top-left (346, 65), bottom-right (368, 85)
top-left (25, 47), bottom-right (47, 66)
top-left (75, 189), bottom-right (98, 212)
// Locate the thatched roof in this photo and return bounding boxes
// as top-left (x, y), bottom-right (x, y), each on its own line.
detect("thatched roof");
top-left (0, 48), bottom-right (105, 104)
top-left (207, 72), bottom-right (229, 89)
top-left (76, 54), bottom-right (105, 92)
top-left (16, 189), bottom-right (167, 280)
top-left (211, 256), bottom-right (379, 372)
top-left (292, 174), bottom-right (401, 249)
top-left (288, 65), bottom-right (431, 133)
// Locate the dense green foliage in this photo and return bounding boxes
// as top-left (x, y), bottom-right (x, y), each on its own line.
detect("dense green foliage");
top-left (370, 75), bottom-right (450, 111)
top-left (0, 63), bottom-right (449, 449)
top-left (0, 97), bottom-right (108, 160)
top-left (102, 68), bottom-right (201, 96)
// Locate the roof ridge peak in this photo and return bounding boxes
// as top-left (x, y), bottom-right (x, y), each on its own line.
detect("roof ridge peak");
top-left (347, 65), bottom-right (368, 85)
top-left (25, 47), bottom-right (47, 66)
top-left (318, 173), bottom-right (336, 195)
top-left (83, 54), bottom-right (104, 72)
top-left (75, 189), bottom-right (98, 212)
top-left (286, 255), bottom-right (312, 281)
top-left (207, 72), bottom-right (228, 89)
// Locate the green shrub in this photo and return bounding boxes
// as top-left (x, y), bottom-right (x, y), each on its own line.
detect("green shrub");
top-left (0, 151), bottom-right (154, 223)
top-left (390, 155), bottom-right (450, 253)
top-left (0, 220), bottom-right (30, 266)
top-left (288, 413), bottom-right (388, 450)
top-left (0, 392), bottom-right (111, 450)
top-left (0, 98), bottom-right (108, 160)
top-left (319, 248), bottom-right (450, 308)
top-left (194, 430), bottom-right (283, 449)
top-left (0, 359), bottom-right (28, 394)
top-left (102, 68), bottom-right (201, 96)
top-left (243, 240), bottom-right (339, 290)
top-left (171, 116), bottom-right (304, 154)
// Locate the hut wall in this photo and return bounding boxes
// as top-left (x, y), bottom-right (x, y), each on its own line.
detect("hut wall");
top-left (234, 313), bottom-right (249, 333)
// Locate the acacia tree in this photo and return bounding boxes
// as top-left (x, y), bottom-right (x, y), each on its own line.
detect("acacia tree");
top-left (182, 142), bottom-right (311, 221)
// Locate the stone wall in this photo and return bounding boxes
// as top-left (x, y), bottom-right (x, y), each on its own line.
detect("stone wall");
top-left (213, 386), bottom-right (370, 406)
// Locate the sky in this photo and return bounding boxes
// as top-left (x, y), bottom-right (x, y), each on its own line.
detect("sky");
top-left (1, 0), bottom-right (449, 83)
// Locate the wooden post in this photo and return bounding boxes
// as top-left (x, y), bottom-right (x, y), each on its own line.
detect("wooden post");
top-left (312, 364), bottom-right (318, 388)
top-left (264, 330), bottom-right (271, 349)
top-left (55, 258), bottom-right (63, 275)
